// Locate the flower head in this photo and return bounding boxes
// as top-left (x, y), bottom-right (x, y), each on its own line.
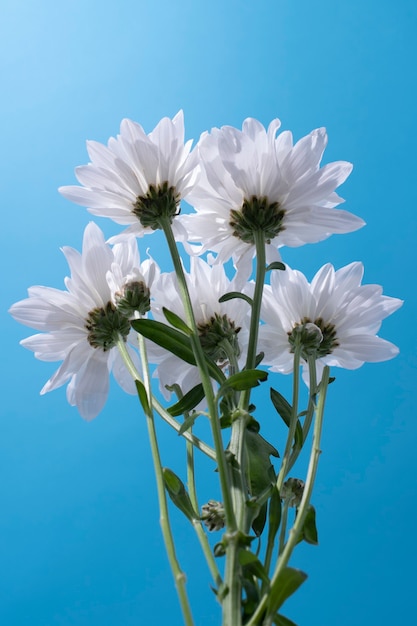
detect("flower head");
top-left (59, 111), bottom-right (199, 242)
top-left (9, 222), bottom-right (156, 420)
top-left (180, 118), bottom-right (365, 275)
top-left (258, 262), bottom-right (402, 382)
top-left (148, 257), bottom-right (251, 400)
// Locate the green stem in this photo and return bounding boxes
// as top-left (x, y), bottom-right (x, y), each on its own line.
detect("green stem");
top-left (247, 365), bottom-right (330, 626)
top-left (135, 332), bottom-right (195, 626)
top-left (115, 338), bottom-right (215, 460)
top-left (287, 354), bottom-right (318, 473)
top-left (159, 217), bottom-right (235, 526)
top-left (159, 217), bottom-right (239, 626)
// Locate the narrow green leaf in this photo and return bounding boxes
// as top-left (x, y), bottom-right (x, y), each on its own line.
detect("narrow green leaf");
top-left (163, 467), bottom-right (198, 522)
top-left (239, 550), bottom-right (270, 585)
top-left (270, 387), bottom-right (292, 424)
top-left (162, 307), bottom-right (193, 335)
top-left (132, 319), bottom-right (225, 383)
top-left (266, 261), bottom-right (286, 272)
top-left (218, 291), bottom-right (253, 307)
top-left (273, 614), bottom-right (298, 626)
top-left (135, 380), bottom-right (150, 415)
top-left (168, 383), bottom-right (205, 417)
top-left (268, 567), bottom-right (307, 614)
top-left (218, 369), bottom-right (268, 397)
top-left (255, 351), bottom-right (265, 367)
top-left (270, 388), bottom-right (304, 448)
top-left (297, 505), bottom-right (319, 546)
top-left (267, 488), bottom-right (282, 545)
top-left (178, 414), bottom-right (198, 435)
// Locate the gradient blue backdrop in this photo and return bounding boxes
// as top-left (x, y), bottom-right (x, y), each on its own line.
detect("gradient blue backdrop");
top-left (2, 1), bottom-right (416, 624)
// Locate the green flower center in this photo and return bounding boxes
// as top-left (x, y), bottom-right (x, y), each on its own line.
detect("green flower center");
top-left (85, 302), bottom-right (131, 351)
top-left (132, 181), bottom-right (180, 230)
top-left (115, 281), bottom-right (151, 318)
top-left (288, 317), bottom-right (339, 360)
top-left (197, 313), bottom-right (241, 363)
top-left (229, 195), bottom-right (286, 244)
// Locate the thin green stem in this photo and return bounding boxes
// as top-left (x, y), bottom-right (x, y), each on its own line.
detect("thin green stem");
top-left (246, 366), bottom-right (330, 626)
top-left (135, 332), bottom-right (195, 626)
top-left (115, 338), bottom-right (215, 459)
top-left (159, 216), bottom-right (235, 529)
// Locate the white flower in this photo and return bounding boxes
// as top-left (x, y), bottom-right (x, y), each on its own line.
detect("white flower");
top-left (148, 257), bottom-right (252, 401)
top-left (9, 223), bottom-right (155, 420)
top-left (258, 262), bottom-right (402, 382)
top-left (180, 118), bottom-right (365, 275)
top-left (59, 111), bottom-right (199, 242)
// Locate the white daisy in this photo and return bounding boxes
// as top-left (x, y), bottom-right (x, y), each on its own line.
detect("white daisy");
top-left (180, 118), bottom-right (365, 275)
top-left (9, 222), bottom-right (156, 420)
top-left (148, 257), bottom-right (252, 401)
top-left (59, 111), bottom-right (199, 242)
top-left (258, 262), bottom-right (402, 382)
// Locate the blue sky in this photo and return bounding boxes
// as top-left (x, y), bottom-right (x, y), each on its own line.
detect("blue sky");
top-left (2, 0), bottom-right (416, 624)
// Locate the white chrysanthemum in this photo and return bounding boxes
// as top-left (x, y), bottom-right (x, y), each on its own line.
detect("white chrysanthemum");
top-left (180, 118), bottom-right (365, 275)
top-left (59, 111), bottom-right (199, 242)
top-left (148, 257), bottom-right (252, 401)
top-left (258, 262), bottom-right (402, 382)
top-left (9, 223), bottom-right (156, 420)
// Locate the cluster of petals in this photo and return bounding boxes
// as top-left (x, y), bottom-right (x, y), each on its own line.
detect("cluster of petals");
top-left (59, 111), bottom-right (199, 243)
top-left (180, 118), bottom-right (365, 274)
top-left (148, 256), bottom-right (252, 401)
top-left (258, 262), bottom-right (403, 383)
top-left (9, 223), bottom-right (156, 420)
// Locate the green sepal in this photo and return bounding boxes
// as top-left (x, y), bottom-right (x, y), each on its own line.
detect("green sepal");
top-left (168, 383), bottom-right (205, 417)
top-left (270, 388), bottom-right (304, 449)
top-left (134, 380), bottom-right (150, 415)
top-left (218, 291), bottom-right (253, 307)
top-left (218, 369), bottom-right (268, 398)
top-left (296, 505), bottom-right (319, 546)
top-left (239, 550), bottom-right (270, 586)
top-left (266, 261), bottom-right (286, 272)
top-left (162, 467), bottom-right (199, 522)
top-left (268, 566), bottom-right (307, 614)
top-left (273, 614), bottom-right (298, 626)
top-left (132, 319), bottom-right (225, 384)
top-left (162, 307), bottom-right (193, 335)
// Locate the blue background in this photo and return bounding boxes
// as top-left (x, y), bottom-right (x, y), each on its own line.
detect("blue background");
top-left (2, 0), bottom-right (416, 624)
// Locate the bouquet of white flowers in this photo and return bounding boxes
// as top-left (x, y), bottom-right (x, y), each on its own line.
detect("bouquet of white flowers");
top-left (10, 111), bottom-right (402, 626)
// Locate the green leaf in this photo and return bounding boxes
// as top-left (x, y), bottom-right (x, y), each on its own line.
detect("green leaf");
top-left (168, 383), bottom-right (205, 417)
top-left (246, 429), bottom-right (279, 536)
top-left (273, 614), bottom-right (298, 626)
top-left (178, 413), bottom-right (198, 435)
top-left (134, 380), bottom-right (150, 415)
top-left (254, 351), bottom-right (265, 367)
top-left (163, 468), bottom-right (198, 522)
top-left (239, 550), bottom-right (270, 585)
top-left (297, 505), bottom-right (319, 546)
top-left (266, 261), bottom-right (286, 272)
top-left (218, 369), bottom-right (268, 397)
top-left (267, 488), bottom-right (282, 546)
top-left (218, 291), bottom-right (253, 307)
top-left (162, 307), bottom-right (193, 335)
top-left (268, 567), bottom-right (307, 614)
top-left (270, 388), bottom-right (304, 449)
top-left (132, 319), bottom-right (225, 384)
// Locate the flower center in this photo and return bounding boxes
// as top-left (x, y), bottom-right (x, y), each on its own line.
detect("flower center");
top-left (197, 313), bottom-right (241, 363)
top-left (132, 181), bottom-right (181, 229)
top-left (229, 195), bottom-right (286, 244)
top-left (115, 281), bottom-right (151, 318)
top-left (288, 317), bottom-right (339, 360)
top-left (85, 302), bottom-right (131, 351)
